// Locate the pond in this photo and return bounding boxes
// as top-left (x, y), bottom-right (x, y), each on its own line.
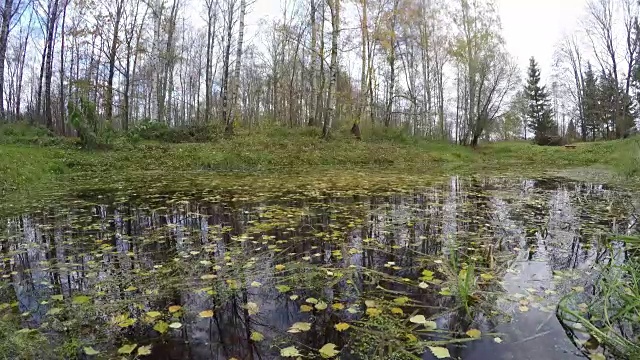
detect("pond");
top-left (0, 173), bottom-right (638, 359)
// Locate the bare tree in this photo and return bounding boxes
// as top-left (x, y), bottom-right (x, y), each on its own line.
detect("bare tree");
top-left (323, 0), bottom-right (339, 138)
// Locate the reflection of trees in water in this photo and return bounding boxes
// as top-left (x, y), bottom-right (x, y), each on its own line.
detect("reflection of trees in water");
top-left (1, 178), bottom-right (637, 359)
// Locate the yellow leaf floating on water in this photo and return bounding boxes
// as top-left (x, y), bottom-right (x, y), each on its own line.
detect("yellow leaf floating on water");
top-left (250, 331), bottom-right (264, 342)
top-left (419, 282), bottom-right (429, 289)
top-left (393, 296), bottom-right (409, 305)
top-left (480, 273), bottom-right (494, 281)
top-left (466, 329), bottom-right (482, 338)
top-left (280, 346), bottom-right (301, 357)
top-left (153, 321), bottom-right (169, 334)
top-left (306, 298), bottom-right (319, 304)
top-left (300, 304), bottom-right (313, 312)
top-left (169, 322), bottom-right (182, 329)
top-left (117, 344), bottom-right (137, 355)
top-left (589, 354), bottom-right (606, 360)
top-left (289, 295), bottom-right (299, 300)
top-left (275, 264), bottom-right (286, 271)
top-left (137, 345), bottom-right (152, 356)
top-left (439, 288), bottom-right (452, 296)
top-left (246, 302), bottom-right (259, 315)
top-left (199, 310), bottom-right (214, 318)
top-left (315, 301), bottom-right (328, 310)
top-left (250, 281), bottom-right (262, 288)
top-left (288, 322), bottom-right (312, 333)
top-left (83, 347), bottom-right (100, 356)
top-left (519, 305), bottom-right (529, 313)
top-left (168, 305), bottom-right (182, 313)
top-left (391, 307), bottom-right (404, 315)
top-left (332, 303), bottom-right (345, 310)
top-left (428, 346), bottom-right (450, 359)
top-left (319, 343), bottom-right (340, 358)
top-left (366, 308), bottom-right (382, 317)
top-left (146, 311), bottom-right (162, 319)
top-left (494, 337), bottom-right (503, 344)
top-left (364, 300), bottom-right (377, 308)
top-left (409, 315), bottom-right (427, 324)
top-left (334, 322), bottom-right (350, 331)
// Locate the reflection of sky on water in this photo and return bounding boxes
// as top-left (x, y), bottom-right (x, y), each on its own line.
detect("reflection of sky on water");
top-left (0, 176), bottom-right (635, 359)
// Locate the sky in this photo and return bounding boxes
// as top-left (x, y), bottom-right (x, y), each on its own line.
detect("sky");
top-left (242, 0), bottom-right (589, 81)
top-left (495, 0), bottom-right (587, 79)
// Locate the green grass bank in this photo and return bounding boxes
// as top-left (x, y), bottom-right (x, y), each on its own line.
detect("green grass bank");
top-left (1, 123), bottom-right (639, 201)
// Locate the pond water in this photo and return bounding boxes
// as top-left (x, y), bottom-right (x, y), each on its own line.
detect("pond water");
top-left (0, 174), bottom-right (637, 359)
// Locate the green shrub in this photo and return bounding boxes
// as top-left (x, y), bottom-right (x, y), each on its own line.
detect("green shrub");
top-left (68, 98), bottom-right (101, 148)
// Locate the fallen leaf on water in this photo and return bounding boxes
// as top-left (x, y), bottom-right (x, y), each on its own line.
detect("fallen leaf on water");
top-left (306, 298), bottom-right (319, 304)
top-left (153, 321), bottom-right (169, 334)
top-left (391, 307), bottom-right (404, 315)
top-left (419, 282), bottom-right (429, 289)
top-left (275, 264), bottom-right (286, 271)
top-left (250, 331), bottom-right (264, 342)
top-left (519, 305), bottom-right (529, 312)
top-left (300, 304), bottom-right (313, 312)
top-left (481, 273), bottom-right (494, 280)
top-left (146, 311), bottom-right (162, 318)
top-left (428, 346), bottom-right (450, 359)
top-left (366, 308), bottom-right (382, 317)
top-left (280, 346), bottom-right (301, 357)
top-left (589, 354), bottom-right (606, 360)
top-left (332, 303), bottom-right (345, 310)
top-left (250, 281), bottom-right (262, 288)
top-left (246, 302), bottom-right (259, 315)
top-left (319, 343), bottom-right (340, 358)
top-left (169, 322), bottom-right (182, 329)
top-left (494, 337), bottom-right (503, 344)
top-left (466, 329), bottom-right (481, 338)
top-left (393, 296), bottom-right (409, 305)
top-left (289, 295), bottom-right (299, 300)
top-left (168, 305), bottom-right (182, 313)
top-left (117, 344), bottom-right (137, 355)
top-left (315, 301), bottom-right (328, 310)
top-left (288, 322), bottom-right (312, 333)
top-left (83, 347), bottom-right (100, 356)
top-left (409, 315), bottom-right (427, 324)
top-left (199, 310), bottom-right (214, 318)
top-left (137, 345), bottom-right (152, 356)
top-left (334, 322), bottom-right (350, 331)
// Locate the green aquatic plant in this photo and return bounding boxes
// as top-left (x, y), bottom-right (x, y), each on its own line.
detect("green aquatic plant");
top-left (557, 236), bottom-right (640, 359)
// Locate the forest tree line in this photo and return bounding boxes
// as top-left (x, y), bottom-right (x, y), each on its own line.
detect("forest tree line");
top-left (0, 0), bottom-right (638, 145)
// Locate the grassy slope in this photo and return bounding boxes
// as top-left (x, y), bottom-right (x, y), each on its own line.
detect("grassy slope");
top-left (1, 125), bottom-right (639, 200)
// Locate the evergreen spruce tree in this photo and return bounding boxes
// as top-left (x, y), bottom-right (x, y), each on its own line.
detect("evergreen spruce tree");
top-left (582, 63), bottom-right (600, 141)
top-left (566, 119), bottom-right (577, 140)
top-left (524, 57), bottom-right (555, 144)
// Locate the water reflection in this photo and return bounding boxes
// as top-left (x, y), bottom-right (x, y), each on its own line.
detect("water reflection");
top-left (0, 176), bottom-right (636, 360)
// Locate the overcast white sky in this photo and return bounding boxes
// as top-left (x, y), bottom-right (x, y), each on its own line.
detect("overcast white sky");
top-left (240, 0), bottom-right (588, 80)
top-left (496, 0), bottom-right (586, 78)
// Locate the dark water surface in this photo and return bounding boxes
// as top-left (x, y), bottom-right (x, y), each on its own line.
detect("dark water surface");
top-left (1, 175), bottom-right (637, 359)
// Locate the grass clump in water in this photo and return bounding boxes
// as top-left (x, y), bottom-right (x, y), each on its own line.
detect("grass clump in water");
top-left (557, 235), bottom-right (640, 359)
